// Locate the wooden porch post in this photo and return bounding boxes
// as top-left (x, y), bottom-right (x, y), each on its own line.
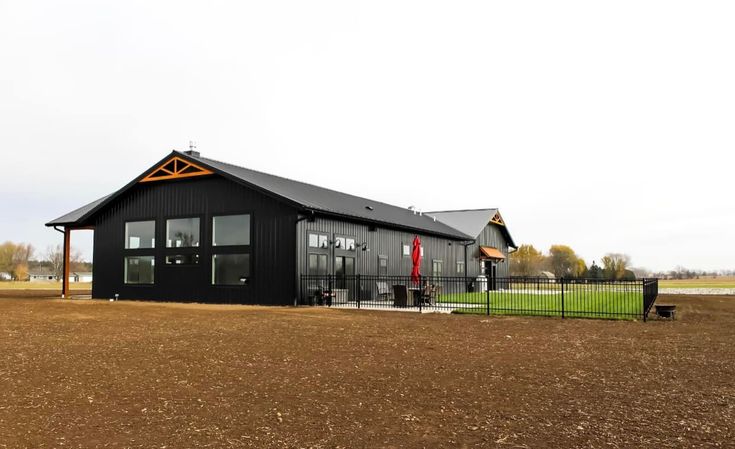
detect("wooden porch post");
top-left (62, 227), bottom-right (70, 299)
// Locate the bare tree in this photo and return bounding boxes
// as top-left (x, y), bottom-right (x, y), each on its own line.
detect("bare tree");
top-left (45, 245), bottom-right (83, 280)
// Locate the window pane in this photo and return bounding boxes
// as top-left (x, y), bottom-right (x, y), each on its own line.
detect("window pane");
top-left (124, 256), bottom-right (155, 284)
top-left (318, 254), bottom-right (327, 275)
top-left (346, 238), bottom-right (355, 251)
top-left (308, 254), bottom-right (318, 274)
top-left (212, 254), bottom-right (250, 285)
top-left (165, 254), bottom-right (200, 265)
top-left (335, 237), bottom-right (346, 249)
top-left (166, 218), bottom-right (200, 248)
top-left (402, 244), bottom-right (410, 256)
top-left (318, 235), bottom-right (328, 248)
top-left (213, 214), bottom-right (250, 246)
top-left (308, 234), bottom-right (319, 248)
top-left (125, 221), bottom-right (155, 249)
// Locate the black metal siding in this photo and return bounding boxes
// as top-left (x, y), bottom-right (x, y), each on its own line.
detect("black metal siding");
top-left (296, 217), bottom-right (511, 279)
top-left (92, 177), bottom-right (298, 304)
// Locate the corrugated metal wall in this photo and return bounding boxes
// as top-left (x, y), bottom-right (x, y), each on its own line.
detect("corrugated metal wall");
top-left (296, 216), bottom-right (511, 279)
top-left (92, 177), bottom-right (298, 304)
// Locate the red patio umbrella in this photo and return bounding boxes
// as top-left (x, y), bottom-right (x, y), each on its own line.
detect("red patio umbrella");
top-left (411, 235), bottom-right (421, 285)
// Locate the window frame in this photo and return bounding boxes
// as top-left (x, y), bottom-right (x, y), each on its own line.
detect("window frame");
top-left (212, 213), bottom-right (252, 247)
top-left (209, 212), bottom-right (254, 287)
top-left (124, 220), bottom-right (156, 250)
top-left (124, 255), bottom-right (156, 285)
top-left (308, 232), bottom-right (329, 249)
top-left (165, 216), bottom-right (202, 249)
top-left (378, 255), bottom-right (388, 276)
top-left (211, 253), bottom-right (251, 286)
top-left (123, 218), bottom-right (157, 285)
top-left (432, 259), bottom-right (443, 278)
top-left (456, 261), bottom-right (465, 275)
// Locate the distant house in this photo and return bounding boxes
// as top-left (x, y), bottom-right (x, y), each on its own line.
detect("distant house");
top-left (71, 272), bottom-right (93, 283)
top-left (29, 268), bottom-right (58, 282)
top-left (0, 272), bottom-right (12, 281)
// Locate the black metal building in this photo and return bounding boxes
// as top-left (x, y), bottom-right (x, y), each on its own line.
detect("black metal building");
top-left (47, 150), bottom-right (516, 304)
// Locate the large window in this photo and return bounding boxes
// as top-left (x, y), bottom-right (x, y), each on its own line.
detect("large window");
top-left (125, 256), bottom-right (155, 284)
top-left (308, 253), bottom-right (328, 276)
top-left (213, 214), bottom-right (250, 246)
top-left (125, 221), bottom-right (155, 249)
top-left (166, 218), bottom-right (200, 248)
top-left (212, 254), bottom-right (250, 285)
top-left (432, 260), bottom-right (443, 278)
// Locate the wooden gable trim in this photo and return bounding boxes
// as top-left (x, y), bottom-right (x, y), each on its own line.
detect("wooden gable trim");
top-left (490, 211), bottom-right (505, 226)
top-left (140, 156), bottom-right (214, 183)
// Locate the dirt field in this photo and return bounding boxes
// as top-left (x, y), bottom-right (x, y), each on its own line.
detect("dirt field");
top-left (1, 294), bottom-right (733, 448)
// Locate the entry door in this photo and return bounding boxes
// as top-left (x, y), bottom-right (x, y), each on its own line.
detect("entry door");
top-left (484, 262), bottom-right (497, 291)
top-left (335, 256), bottom-right (355, 289)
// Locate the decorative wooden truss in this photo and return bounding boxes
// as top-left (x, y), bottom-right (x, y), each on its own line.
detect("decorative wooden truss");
top-left (140, 156), bottom-right (213, 183)
top-left (490, 211), bottom-right (505, 226)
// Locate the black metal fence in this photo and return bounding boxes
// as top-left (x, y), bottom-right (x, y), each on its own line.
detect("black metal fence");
top-left (300, 275), bottom-right (660, 321)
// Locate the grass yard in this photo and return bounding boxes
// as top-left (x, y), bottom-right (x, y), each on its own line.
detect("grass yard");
top-left (440, 290), bottom-right (644, 319)
top-left (0, 293), bottom-right (733, 448)
top-left (659, 276), bottom-right (735, 289)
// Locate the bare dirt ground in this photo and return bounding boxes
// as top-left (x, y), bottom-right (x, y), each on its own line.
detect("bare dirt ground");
top-left (0, 293), bottom-right (733, 448)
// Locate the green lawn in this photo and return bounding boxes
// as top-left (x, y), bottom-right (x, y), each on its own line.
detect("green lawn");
top-left (440, 290), bottom-right (644, 320)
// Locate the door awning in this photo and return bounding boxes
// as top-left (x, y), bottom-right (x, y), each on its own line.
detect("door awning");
top-left (480, 246), bottom-right (505, 260)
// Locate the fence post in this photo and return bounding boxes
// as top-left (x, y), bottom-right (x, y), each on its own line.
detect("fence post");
top-left (486, 283), bottom-right (490, 316)
top-left (561, 277), bottom-right (565, 319)
top-left (418, 275), bottom-right (423, 313)
top-left (357, 274), bottom-right (361, 309)
top-left (642, 279), bottom-right (646, 322)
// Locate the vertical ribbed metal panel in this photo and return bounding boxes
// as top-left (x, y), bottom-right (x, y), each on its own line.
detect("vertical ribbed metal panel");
top-left (296, 218), bottom-right (512, 279)
top-left (92, 177), bottom-right (297, 304)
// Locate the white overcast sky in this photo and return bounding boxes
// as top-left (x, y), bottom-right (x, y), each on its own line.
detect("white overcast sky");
top-left (1, 1), bottom-right (733, 272)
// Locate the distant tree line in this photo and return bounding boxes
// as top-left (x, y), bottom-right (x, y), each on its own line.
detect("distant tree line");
top-left (0, 241), bottom-right (91, 281)
top-left (509, 244), bottom-right (636, 280)
top-left (510, 245), bottom-right (733, 280)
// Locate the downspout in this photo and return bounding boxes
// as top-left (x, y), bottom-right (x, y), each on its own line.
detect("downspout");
top-left (462, 239), bottom-right (476, 284)
top-left (295, 210), bottom-right (315, 305)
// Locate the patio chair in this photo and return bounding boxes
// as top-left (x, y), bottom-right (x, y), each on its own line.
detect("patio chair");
top-left (376, 281), bottom-right (392, 300)
top-left (420, 284), bottom-right (438, 306)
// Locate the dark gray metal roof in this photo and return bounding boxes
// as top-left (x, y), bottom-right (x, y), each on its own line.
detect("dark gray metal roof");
top-left (46, 151), bottom-right (475, 240)
top-left (426, 208), bottom-right (517, 247)
top-left (191, 154), bottom-right (472, 239)
top-left (46, 195), bottom-right (110, 226)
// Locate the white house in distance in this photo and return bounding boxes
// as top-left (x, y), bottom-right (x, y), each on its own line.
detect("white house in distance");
top-left (29, 269), bottom-right (93, 283)
top-left (0, 272), bottom-right (12, 281)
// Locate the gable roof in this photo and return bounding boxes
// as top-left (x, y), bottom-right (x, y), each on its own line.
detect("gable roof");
top-left (426, 208), bottom-right (517, 247)
top-left (46, 151), bottom-right (475, 240)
